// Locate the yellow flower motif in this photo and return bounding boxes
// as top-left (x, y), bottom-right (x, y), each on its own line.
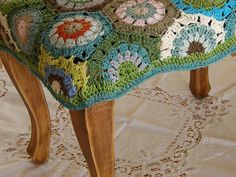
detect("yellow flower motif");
top-left (39, 46), bottom-right (89, 92)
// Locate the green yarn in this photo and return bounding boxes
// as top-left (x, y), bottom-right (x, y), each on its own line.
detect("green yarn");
top-left (183, 0), bottom-right (227, 10)
top-left (69, 36), bottom-right (236, 107)
top-left (0, 39), bottom-right (5, 47)
top-left (103, 0), bottom-right (181, 36)
top-left (155, 37), bottom-right (236, 68)
top-left (0, 36), bottom-right (235, 109)
top-left (0, 0), bottom-right (235, 110)
top-left (87, 31), bottom-right (160, 85)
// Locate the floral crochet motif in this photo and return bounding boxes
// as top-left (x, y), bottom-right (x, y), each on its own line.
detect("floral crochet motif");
top-left (87, 31), bottom-right (160, 86)
top-left (115, 0), bottom-right (165, 27)
top-left (8, 8), bottom-right (42, 55)
top-left (172, 0), bottom-right (236, 21)
top-left (102, 43), bottom-right (151, 83)
top-left (103, 0), bottom-right (181, 36)
top-left (39, 47), bottom-right (89, 99)
top-left (41, 11), bottom-right (113, 60)
top-left (0, 0), bottom-right (235, 109)
top-left (160, 14), bottom-right (226, 59)
top-left (45, 65), bottom-right (78, 98)
top-left (172, 24), bottom-right (217, 57)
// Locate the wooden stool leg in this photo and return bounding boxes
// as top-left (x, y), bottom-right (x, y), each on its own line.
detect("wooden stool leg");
top-left (70, 101), bottom-right (115, 177)
top-left (0, 57), bottom-right (2, 68)
top-left (190, 67), bottom-right (211, 98)
top-left (27, 111), bottom-right (37, 157)
top-left (0, 51), bottom-right (51, 164)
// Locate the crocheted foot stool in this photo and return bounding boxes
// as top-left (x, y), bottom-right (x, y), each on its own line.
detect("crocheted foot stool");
top-left (0, 0), bottom-right (235, 176)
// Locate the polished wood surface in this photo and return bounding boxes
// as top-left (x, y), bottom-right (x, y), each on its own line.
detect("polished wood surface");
top-left (190, 67), bottom-right (211, 98)
top-left (0, 57), bottom-right (2, 68)
top-left (70, 101), bottom-right (115, 177)
top-left (0, 51), bottom-right (51, 164)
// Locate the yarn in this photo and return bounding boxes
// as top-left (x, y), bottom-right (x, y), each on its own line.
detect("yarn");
top-left (0, 0), bottom-right (235, 110)
top-left (172, 0), bottom-right (236, 21)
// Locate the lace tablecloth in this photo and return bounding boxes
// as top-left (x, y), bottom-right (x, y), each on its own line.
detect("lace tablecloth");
top-left (0, 55), bottom-right (236, 177)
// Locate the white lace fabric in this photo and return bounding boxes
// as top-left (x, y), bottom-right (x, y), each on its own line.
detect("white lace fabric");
top-left (0, 56), bottom-right (236, 177)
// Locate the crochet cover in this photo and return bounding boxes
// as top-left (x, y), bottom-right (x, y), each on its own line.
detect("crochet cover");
top-left (0, 0), bottom-right (235, 110)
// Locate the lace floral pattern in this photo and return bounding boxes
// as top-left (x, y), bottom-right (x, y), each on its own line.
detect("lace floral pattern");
top-left (123, 87), bottom-right (231, 176)
top-left (0, 81), bottom-right (232, 176)
top-left (0, 69), bottom-right (8, 97)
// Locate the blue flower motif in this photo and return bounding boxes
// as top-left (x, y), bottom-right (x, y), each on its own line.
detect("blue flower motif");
top-left (68, 86), bottom-right (77, 98)
top-left (171, 0), bottom-right (236, 21)
top-left (44, 65), bottom-right (78, 98)
top-left (102, 43), bottom-right (151, 83)
top-left (171, 24), bottom-right (217, 57)
top-left (63, 75), bottom-right (73, 86)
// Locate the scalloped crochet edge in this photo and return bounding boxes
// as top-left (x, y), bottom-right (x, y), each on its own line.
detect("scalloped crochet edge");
top-left (0, 37), bottom-right (235, 110)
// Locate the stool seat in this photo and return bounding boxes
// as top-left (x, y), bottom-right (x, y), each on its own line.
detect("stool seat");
top-left (0, 0), bottom-right (235, 110)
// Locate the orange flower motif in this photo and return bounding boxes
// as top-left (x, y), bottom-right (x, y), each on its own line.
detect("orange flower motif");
top-left (56, 19), bottom-right (91, 42)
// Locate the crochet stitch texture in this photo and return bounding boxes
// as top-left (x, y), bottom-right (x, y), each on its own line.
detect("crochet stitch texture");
top-left (0, 0), bottom-right (235, 110)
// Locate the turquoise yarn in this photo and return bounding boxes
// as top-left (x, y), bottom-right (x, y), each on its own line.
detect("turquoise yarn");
top-left (225, 8), bottom-right (236, 39)
top-left (172, 24), bottom-right (217, 57)
top-left (102, 43), bottom-right (151, 83)
top-left (41, 11), bottom-right (113, 60)
top-left (0, 41), bottom-right (235, 110)
top-left (8, 7), bottom-right (42, 55)
top-left (172, 0), bottom-right (236, 21)
top-left (0, 0), bottom-right (235, 110)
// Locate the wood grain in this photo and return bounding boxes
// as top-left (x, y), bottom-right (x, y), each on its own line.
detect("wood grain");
top-left (70, 101), bottom-right (115, 177)
top-left (190, 67), bottom-right (211, 98)
top-left (0, 51), bottom-right (51, 164)
top-left (0, 57), bottom-right (2, 68)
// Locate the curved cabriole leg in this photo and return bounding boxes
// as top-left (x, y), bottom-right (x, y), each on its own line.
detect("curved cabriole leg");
top-left (70, 101), bottom-right (115, 177)
top-left (27, 111), bottom-right (37, 157)
top-left (190, 67), bottom-right (211, 98)
top-left (0, 51), bottom-right (51, 164)
top-left (0, 57), bottom-right (2, 68)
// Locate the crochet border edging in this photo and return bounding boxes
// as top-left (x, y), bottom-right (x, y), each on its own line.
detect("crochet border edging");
top-left (0, 38), bottom-right (235, 110)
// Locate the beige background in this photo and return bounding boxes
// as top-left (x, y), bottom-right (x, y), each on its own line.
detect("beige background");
top-left (0, 55), bottom-right (236, 177)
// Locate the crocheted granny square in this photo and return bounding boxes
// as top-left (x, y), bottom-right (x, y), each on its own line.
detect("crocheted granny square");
top-left (0, 0), bottom-right (235, 110)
